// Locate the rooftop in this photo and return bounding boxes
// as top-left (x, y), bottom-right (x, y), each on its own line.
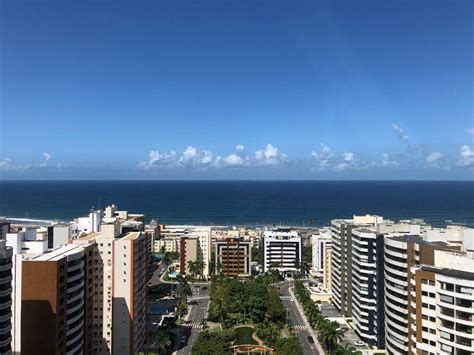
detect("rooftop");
top-left (30, 244), bottom-right (84, 261)
top-left (421, 265), bottom-right (474, 281)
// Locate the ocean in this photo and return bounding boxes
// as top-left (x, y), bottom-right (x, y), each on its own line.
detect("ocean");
top-left (0, 180), bottom-right (473, 227)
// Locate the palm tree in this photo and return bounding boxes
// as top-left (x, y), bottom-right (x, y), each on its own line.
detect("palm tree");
top-left (194, 260), bottom-right (205, 279)
top-left (187, 260), bottom-right (197, 278)
top-left (176, 276), bottom-right (192, 303)
top-left (149, 330), bottom-right (172, 354)
top-left (335, 343), bottom-right (362, 355)
top-left (318, 321), bottom-right (344, 354)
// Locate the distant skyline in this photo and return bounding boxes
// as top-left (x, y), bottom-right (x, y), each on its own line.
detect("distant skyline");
top-left (1, 0), bottom-right (473, 180)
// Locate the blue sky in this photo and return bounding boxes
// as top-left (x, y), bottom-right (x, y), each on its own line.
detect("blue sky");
top-left (0, 0), bottom-right (472, 180)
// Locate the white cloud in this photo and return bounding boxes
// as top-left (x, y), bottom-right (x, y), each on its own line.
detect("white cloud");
top-left (39, 152), bottom-right (52, 167)
top-left (137, 150), bottom-right (178, 169)
top-left (392, 123), bottom-right (409, 141)
top-left (43, 153), bottom-right (51, 161)
top-left (381, 153), bottom-right (398, 167)
top-left (221, 153), bottom-right (248, 167)
top-left (426, 152), bottom-right (443, 163)
top-left (343, 152), bottom-right (354, 162)
top-left (235, 145), bottom-right (245, 153)
top-left (0, 158), bottom-right (30, 172)
top-left (458, 145), bottom-right (474, 167)
top-left (311, 143), bottom-right (334, 169)
top-left (254, 144), bottom-right (287, 166)
top-left (178, 146), bottom-right (215, 168)
top-left (465, 128), bottom-right (474, 135)
top-left (333, 163), bottom-right (350, 172)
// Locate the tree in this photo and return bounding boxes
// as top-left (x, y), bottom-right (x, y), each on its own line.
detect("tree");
top-left (255, 321), bottom-right (280, 347)
top-left (275, 336), bottom-right (303, 355)
top-left (191, 329), bottom-right (235, 355)
top-left (266, 288), bottom-right (286, 325)
top-left (187, 260), bottom-right (198, 278)
top-left (335, 343), bottom-right (363, 355)
top-left (149, 330), bottom-right (172, 354)
top-left (194, 260), bottom-right (205, 279)
top-left (318, 321), bottom-right (344, 354)
top-left (176, 276), bottom-right (192, 303)
top-left (251, 246), bottom-right (260, 263)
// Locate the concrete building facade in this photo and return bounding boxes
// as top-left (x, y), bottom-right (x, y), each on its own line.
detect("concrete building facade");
top-left (0, 240), bottom-right (13, 355)
top-left (215, 238), bottom-right (251, 277)
top-left (262, 228), bottom-right (302, 277)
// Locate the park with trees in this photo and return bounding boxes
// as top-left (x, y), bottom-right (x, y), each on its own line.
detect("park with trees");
top-left (191, 272), bottom-right (303, 355)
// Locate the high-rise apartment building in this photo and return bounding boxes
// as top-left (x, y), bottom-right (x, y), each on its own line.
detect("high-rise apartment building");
top-left (189, 227), bottom-right (212, 278)
top-left (262, 228), bottom-right (302, 277)
top-left (311, 228), bottom-right (331, 274)
top-left (0, 240), bottom-right (13, 355)
top-left (20, 244), bottom-right (93, 355)
top-left (73, 223), bottom-right (148, 354)
top-left (112, 232), bottom-right (147, 355)
top-left (322, 245), bottom-right (332, 290)
top-left (0, 219), bottom-right (10, 239)
top-left (350, 222), bottom-right (422, 349)
top-left (179, 237), bottom-right (199, 276)
top-left (412, 250), bottom-right (474, 355)
top-left (215, 238), bottom-right (251, 277)
top-left (330, 215), bottom-right (383, 317)
top-left (383, 235), bottom-right (461, 355)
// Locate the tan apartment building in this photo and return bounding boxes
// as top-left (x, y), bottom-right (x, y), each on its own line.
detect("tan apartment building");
top-left (179, 237), bottom-right (199, 275)
top-left (73, 222), bottom-right (147, 355)
top-left (20, 244), bottom-right (94, 355)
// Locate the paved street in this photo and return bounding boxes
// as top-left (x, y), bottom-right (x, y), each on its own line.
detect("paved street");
top-left (279, 281), bottom-right (322, 355)
top-left (175, 286), bottom-right (209, 355)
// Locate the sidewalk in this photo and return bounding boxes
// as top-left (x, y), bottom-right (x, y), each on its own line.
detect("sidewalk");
top-left (289, 286), bottom-right (325, 355)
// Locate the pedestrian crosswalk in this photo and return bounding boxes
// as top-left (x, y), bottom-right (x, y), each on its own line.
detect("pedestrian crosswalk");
top-left (292, 325), bottom-right (307, 330)
top-left (189, 295), bottom-right (209, 301)
top-left (183, 322), bottom-right (204, 329)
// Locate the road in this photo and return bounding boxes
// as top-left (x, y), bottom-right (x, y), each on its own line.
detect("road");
top-left (175, 286), bottom-right (209, 355)
top-left (279, 281), bottom-right (322, 355)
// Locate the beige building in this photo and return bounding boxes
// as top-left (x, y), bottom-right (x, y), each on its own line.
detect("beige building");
top-left (323, 245), bottom-right (332, 290)
top-left (411, 250), bottom-right (474, 355)
top-left (20, 244), bottom-right (94, 355)
top-left (179, 237), bottom-right (199, 275)
top-left (73, 222), bottom-right (148, 354)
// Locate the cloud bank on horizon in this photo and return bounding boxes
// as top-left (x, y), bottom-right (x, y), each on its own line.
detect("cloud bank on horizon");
top-left (1, 125), bottom-right (473, 179)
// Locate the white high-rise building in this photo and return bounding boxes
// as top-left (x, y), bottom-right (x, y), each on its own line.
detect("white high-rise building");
top-left (411, 250), bottom-right (474, 355)
top-left (6, 228), bottom-right (48, 353)
top-left (330, 215), bottom-right (383, 317)
top-left (262, 228), bottom-right (302, 277)
top-left (311, 228), bottom-right (331, 274)
top-left (189, 227), bottom-right (212, 278)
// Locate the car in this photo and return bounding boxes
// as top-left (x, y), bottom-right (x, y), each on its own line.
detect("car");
top-left (307, 336), bottom-right (314, 343)
top-left (180, 336), bottom-right (187, 344)
top-left (354, 341), bottom-right (365, 347)
top-left (202, 286), bottom-right (207, 290)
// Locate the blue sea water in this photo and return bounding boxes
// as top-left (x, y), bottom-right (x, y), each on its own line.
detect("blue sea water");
top-left (0, 180), bottom-right (473, 227)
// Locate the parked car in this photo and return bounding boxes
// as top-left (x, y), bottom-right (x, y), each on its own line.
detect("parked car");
top-left (307, 336), bottom-right (314, 344)
top-left (354, 341), bottom-right (365, 347)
